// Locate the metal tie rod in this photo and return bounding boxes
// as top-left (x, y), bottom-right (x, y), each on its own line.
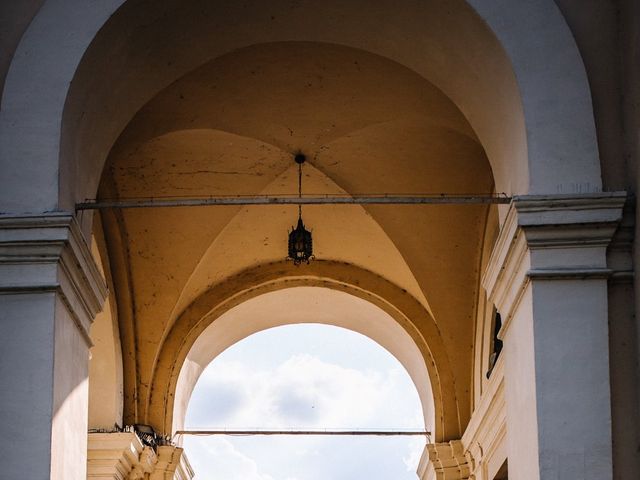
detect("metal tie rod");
top-left (174, 429), bottom-right (431, 437)
top-left (77, 195), bottom-right (511, 210)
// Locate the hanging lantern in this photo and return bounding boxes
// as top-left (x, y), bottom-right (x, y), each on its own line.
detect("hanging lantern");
top-left (288, 216), bottom-right (313, 264)
top-left (287, 153), bottom-right (314, 265)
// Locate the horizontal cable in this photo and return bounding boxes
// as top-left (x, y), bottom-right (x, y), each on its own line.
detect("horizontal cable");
top-left (77, 194), bottom-right (510, 210)
top-left (174, 429), bottom-right (431, 437)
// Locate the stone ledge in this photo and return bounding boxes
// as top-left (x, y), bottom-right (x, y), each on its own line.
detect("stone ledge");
top-left (481, 193), bottom-right (626, 337)
top-left (0, 213), bottom-right (107, 344)
top-left (88, 432), bottom-right (155, 480)
top-left (88, 432), bottom-right (194, 480)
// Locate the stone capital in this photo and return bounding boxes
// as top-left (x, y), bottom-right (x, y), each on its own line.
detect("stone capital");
top-left (87, 433), bottom-right (194, 480)
top-left (417, 440), bottom-right (472, 480)
top-left (481, 193), bottom-right (626, 337)
top-left (0, 213), bottom-right (107, 345)
top-left (150, 445), bottom-right (194, 480)
top-left (88, 432), bottom-right (156, 480)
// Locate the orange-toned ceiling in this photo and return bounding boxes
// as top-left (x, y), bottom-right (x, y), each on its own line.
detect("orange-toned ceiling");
top-left (98, 41), bottom-right (494, 432)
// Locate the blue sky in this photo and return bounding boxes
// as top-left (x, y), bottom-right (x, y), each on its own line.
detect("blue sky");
top-left (183, 324), bottom-right (426, 480)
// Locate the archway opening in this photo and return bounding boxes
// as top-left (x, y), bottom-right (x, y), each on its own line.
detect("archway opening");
top-left (183, 323), bottom-right (426, 479)
top-left (91, 38), bottom-right (498, 441)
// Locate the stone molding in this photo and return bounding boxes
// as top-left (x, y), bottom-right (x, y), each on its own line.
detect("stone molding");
top-left (417, 440), bottom-right (473, 480)
top-left (607, 201), bottom-right (635, 284)
top-left (88, 433), bottom-right (194, 480)
top-left (87, 432), bottom-right (155, 480)
top-left (461, 355), bottom-right (506, 480)
top-left (419, 360), bottom-right (506, 480)
top-left (151, 446), bottom-right (194, 480)
top-left (0, 213), bottom-right (107, 344)
top-left (481, 193), bottom-right (626, 338)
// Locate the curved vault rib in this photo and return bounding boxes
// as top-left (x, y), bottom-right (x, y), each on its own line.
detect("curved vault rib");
top-left (114, 113), bottom-right (480, 167)
top-left (145, 260), bottom-right (462, 442)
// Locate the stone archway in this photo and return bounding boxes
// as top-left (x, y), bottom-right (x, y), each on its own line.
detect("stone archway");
top-left (0, 0), bottom-right (602, 219)
top-left (0, 3), bottom-right (626, 480)
top-left (147, 260), bottom-right (460, 443)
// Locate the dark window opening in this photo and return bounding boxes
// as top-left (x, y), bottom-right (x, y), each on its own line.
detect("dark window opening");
top-left (486, 310), bottom-right (503, 379)
top-left (494, 459), bottom-right (508, 479)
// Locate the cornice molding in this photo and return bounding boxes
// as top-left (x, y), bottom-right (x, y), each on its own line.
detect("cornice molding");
top-left (0, 213), bottom-right (107, 344)
top-left (87, 432), bottom-right (193, 480)
top-left (88, 432), bottom-right (156, 480)
top-left (481, 193), bottom-right (626, 339)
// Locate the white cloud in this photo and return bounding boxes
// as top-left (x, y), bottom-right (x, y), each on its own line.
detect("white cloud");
top-left (186, 354), bottom-right (415, 430)
top-left (403, 436), bottom-right (426, 472)
top-left (184, 326), bottom-right (426, 480)
top-left (185, 437), bottom-right (275, 480)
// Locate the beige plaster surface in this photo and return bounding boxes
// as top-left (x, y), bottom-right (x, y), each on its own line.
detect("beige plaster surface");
top-left (88, 236), bottom-right (124, 430)
top-left (98, 41), bottom-right (493, 438)
top-left (60, 0), bottom-right (532, 219)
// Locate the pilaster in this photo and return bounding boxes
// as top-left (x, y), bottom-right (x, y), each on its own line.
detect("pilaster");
top-left (481, 192), bottom-right (626, 480)
top-left (482, 193), bottom-right (626, 331)
top-left (0, 213), bottom-right (107, 479)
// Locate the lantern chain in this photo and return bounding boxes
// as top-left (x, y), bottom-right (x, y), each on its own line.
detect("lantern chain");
top-left (298, 161), bottom-right (302, 218)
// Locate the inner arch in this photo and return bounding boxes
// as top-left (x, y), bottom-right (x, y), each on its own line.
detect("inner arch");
top-left (173, 287), bottom-right (435, 439)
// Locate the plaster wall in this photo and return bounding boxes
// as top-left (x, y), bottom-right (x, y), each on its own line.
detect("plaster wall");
top-left (51, 296), bottom-right (90, 480)
top-left (88, 235), bottom-right (124, 430)
top-left (0, 0), bottom-right (45, 105)
top-left (466, 0), bottom-right (600, 194)
top-left (503, 287), bottom-right (540, 480)
top-left (553, 0), bottom-right (629, 191)
top-left (0, 293), bottom-right (93, 480)
top-left (554, 3), bottom-right (640, 476)
top-left (607, 280), bottom-right (639, 479)
top-left (88, 295), bottom-right (124, 430)
top-left (531, 279), bottom-right (612, 478)
top-left (620, 4), bottom-right (640, 473)
top-left (0, 293), bottom-right (56, 479)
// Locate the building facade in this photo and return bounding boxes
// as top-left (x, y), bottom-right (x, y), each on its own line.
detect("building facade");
top-left (0, 0), bottom-right (638, 479)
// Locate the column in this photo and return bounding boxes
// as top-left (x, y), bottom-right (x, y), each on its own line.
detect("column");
top-left (0, 213), bottom-right (107, 479)
top-left (482, 193), bottom-right (626, 480)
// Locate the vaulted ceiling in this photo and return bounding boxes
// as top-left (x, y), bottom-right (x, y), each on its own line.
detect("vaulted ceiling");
top-left (96, 41), bottom-right (495, 438)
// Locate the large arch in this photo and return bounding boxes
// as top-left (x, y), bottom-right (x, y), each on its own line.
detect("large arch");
top-left (0, 4), bottom-right (633, 480)
top-left (0, 0), bottom-right (602, 218)
top-left (145, 260), bottom-right (460, 443)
